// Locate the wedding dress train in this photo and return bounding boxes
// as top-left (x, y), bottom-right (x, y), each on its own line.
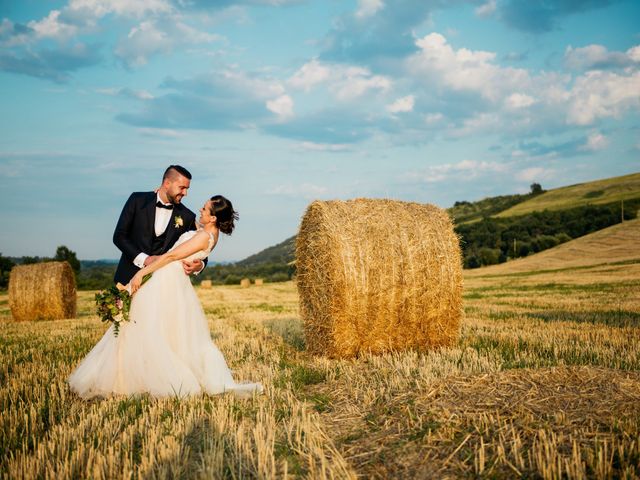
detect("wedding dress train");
top-left (68, 230), bottom-right (263, 399)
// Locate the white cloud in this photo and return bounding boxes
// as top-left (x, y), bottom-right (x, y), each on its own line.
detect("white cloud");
top-left (564, 44), bottom-right (639, 70)
top-left (0, 19), bottom-right (32, 46)
top-left (475, 0), bottom-right (496, 17)
top-left (403, 159), bottom-right (508, 183)
top-left (567, 70), bottom-right (640, 125)
top-left (580, 132), bottom-right (609, 151)
top-left (449, 112), bottom-right (501, 137)
top-left (288, 58), bottom-right (331, 91)
top-left (221, 70), bottom-right (285, 99)
top-left (266, 94), bottom-right (294, 119)
top-left (28, 10), bottom-right (79, 40)
top-left (96, 87), bottom-right (154, 100)
top-left (355, 0), bottom-right (384, 19)
top-left (67, 0), bottom-right (172, 19)
top-left (115, 19), bottom-right (221, 67)
top-left (137, 127), bottom-right (185, 138)
top-left (267, 183), bottom-right (328, 198)
top-left (387, 95), bottom-right (415, 113)
top-left (424, 112), bottom-right (444, 124)
top-left (298, 142), bottom-right (349, 152)
top-left (516, 167), bottom-right (555, 182)
top-left (505, 92), bottom-right (536, 109)
top-left (15, 0), bottom-right (174, 45)
top-left (407, 32), bottom-right (530, 101)
top-left (288, 59), bottom-right (391, 101)
top-left (332, 68), bottom-right (390, 100)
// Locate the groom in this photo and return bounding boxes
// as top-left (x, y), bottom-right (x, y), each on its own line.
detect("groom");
top-left (113, 165), bottom-right (206, 285)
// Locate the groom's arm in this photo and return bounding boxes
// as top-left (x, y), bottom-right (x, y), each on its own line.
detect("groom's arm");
top-left (113, 193), bottom-right (145, 262)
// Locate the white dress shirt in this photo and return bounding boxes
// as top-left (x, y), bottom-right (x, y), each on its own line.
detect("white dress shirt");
top-left (132, 194), bottom-right (204, 274)
top-left (133, 194), bottom-right (173, 268)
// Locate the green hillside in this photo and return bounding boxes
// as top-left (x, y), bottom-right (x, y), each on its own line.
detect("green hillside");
top-left (446, 192), bottom-right (535, 224)
top-left (496, 172), bottom-right (640, 218)
top-left (236, 236), bottom-right (296, 266)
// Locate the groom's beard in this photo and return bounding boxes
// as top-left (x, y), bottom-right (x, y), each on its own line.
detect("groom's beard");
top-left (167, 193), bottom-right (182, 205)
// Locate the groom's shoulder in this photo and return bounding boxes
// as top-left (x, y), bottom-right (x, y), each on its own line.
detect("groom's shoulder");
top-left (130, 191), bottom-right (155, 198)
top-left (127, 191), bottom-right (155, 203)
top-left (178, 203), bottom-right (197, 218)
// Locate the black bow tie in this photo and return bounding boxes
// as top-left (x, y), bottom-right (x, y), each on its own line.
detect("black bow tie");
top-left (156, 201), bottom-right (174, 210)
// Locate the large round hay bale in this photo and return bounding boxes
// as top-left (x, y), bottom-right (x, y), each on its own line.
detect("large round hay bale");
top-left (254, 278), bottom-right (264, 286)
top-left (296, 199), bottom-right (462, 358)
top-left (8, 261), bottom-right (77, 322)
top-left (200, 279), bottom-right (212, 289)
top-left (240, 278), bottom-right (251, 288)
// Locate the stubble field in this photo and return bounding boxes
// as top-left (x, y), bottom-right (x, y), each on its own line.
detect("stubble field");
top-left (1, 239), bottom-right (640, 478)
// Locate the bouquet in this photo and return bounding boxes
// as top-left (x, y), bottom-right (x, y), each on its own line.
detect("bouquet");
top-left (95, 275), bottom-right (151, 337)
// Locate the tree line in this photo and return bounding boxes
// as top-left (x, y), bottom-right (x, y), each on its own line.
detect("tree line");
top-left (0, 246), bottom-right (81, 290)
top-left (455, 198), bottom-right (639, 268)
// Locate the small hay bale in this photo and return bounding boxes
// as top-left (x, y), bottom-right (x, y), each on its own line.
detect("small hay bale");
top-left (200, 279), bottom-right (212, 289)
top-left (240, 278), bottom-right (251, 288)
top-left (9, 261), bottom-right (77, 322)
top-left (296, 198), bottom-right (462, 358)
top-left (254, 278), bottom-right (264, 286)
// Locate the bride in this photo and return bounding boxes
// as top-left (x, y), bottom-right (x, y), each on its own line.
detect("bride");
top-left (68, 195), bottom-right (263, 399)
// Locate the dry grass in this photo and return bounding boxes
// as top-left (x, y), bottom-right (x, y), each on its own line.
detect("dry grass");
top-left (8, 261), bottom-right (76, 322)
top-left (1, 235), bottom-right (640, 478)
top-left (296, 199), bottom-right (462, 358)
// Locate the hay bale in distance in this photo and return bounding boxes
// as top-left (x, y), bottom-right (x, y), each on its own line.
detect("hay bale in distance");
top-left (200, 279), bottom-right (212, 289)
top-left (296, 198), bottom-right (462, 358)
top-left (254, 278), bottom-right (264, 286)
top-left (240, 278), bottom-right (251, 288)
top-left (9, 261), bottom-right (77, 322)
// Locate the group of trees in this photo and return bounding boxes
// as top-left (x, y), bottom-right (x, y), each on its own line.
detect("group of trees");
top-left (456, 199), bottom-right (638, 268)
top-left (0, 246), bottom-right (81, 290)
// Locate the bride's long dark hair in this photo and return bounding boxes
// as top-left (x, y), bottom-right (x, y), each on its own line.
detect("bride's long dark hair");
top-left (209, 195), bottom-right (238, 235)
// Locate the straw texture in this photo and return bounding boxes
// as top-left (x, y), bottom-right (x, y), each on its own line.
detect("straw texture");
top-left (200, 280), bottom-right (212, 289)
top-left (296, 199), bottom-right (462, 358)
top-left (240, 278), bottom-right (251, 288)
top-left (8, 261), bottom-right (77, 321)
top-left (254, 278), bottom-right (264, 286)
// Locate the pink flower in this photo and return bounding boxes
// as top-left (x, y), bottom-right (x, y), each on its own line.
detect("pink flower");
top-left (115, 298), bottom-right (123, 310)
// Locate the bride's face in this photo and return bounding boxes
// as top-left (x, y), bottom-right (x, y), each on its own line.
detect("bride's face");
top-left (199, 200), bottom-right (215, 225)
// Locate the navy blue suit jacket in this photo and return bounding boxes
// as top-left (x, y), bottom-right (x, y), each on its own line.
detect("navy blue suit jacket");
top-left (113, 192), bottom-right (206, 285)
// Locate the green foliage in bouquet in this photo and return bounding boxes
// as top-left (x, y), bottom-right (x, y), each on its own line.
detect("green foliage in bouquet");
top-left (94, 274), bottom-right (151, 336)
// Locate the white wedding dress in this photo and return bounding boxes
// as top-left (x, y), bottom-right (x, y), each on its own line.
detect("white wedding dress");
top-left (68, 230), bottom-right (263, 399)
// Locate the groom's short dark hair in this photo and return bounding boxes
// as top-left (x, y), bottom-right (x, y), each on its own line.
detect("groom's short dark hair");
top-left (163, 165), bottom-right (192, 181)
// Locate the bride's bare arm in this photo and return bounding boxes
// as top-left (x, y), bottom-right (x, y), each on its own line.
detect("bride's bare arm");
top-left (129, 232), bottom-right (210, 293)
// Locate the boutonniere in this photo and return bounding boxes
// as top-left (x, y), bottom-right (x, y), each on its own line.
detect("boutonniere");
top-left (174, 215), bottom-right (184, 228)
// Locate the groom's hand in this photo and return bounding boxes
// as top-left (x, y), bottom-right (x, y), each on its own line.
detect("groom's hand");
top-left (182, 259), bottom-right (203, 275)
top-left (144, 255), bottom-right (160, 267)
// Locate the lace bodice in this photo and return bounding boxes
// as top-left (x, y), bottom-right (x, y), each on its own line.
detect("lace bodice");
top-left (170, 230), bottom-right (216, 262)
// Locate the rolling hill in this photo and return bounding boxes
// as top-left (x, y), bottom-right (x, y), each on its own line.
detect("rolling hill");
top-left (465, 217), bottom-right (640, 276)
top-left (495, 172), bottom-right (640, 218)
top-left (236, 236), bottom-right (296, 267)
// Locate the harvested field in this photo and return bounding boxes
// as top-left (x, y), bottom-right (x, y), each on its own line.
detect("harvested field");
top-left (1, 222), bottom-right (639, 478)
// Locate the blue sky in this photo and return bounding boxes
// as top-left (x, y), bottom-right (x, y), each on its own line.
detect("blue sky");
top-left (1, 0), bottom-right (639, 262)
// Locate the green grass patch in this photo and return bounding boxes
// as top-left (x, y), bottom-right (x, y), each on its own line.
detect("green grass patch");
top-left (252, 303), bottom-right (286, 313)
top-left (526, 309), bottom-right (640, 328)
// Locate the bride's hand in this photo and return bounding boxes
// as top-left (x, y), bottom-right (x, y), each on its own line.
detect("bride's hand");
top-left (130, 272), bottom-right (144, 295)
